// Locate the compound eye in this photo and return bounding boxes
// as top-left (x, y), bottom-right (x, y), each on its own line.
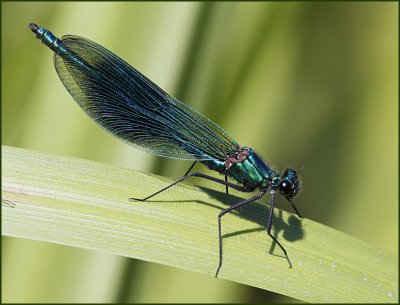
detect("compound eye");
top-left (279, 180), bottom-right (292, 195)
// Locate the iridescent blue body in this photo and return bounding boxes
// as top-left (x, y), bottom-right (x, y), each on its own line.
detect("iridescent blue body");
top-left (29, 23), bottom-right (302, 277)
top-left (203, 147), bottom-right (280, 190)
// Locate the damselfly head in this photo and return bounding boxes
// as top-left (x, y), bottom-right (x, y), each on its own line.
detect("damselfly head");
top-left (278, 169), bottom-right (299, 201)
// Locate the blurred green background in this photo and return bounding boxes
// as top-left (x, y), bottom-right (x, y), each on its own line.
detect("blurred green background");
top-left (2, 2), bottom-right (398, 303)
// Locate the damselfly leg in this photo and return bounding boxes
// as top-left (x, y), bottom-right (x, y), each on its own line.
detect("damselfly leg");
top-left (129, 172), bottom-right (252, 202)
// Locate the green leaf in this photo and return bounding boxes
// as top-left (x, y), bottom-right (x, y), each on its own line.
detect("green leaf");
top-left (2, 145), bottom-right (398, 303)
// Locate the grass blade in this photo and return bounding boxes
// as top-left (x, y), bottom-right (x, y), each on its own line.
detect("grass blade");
top-left (2, 145), bottom-right (398, 302)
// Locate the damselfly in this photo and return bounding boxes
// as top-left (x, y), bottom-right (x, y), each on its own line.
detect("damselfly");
top-left (29, 23), bottom-right (302, 277)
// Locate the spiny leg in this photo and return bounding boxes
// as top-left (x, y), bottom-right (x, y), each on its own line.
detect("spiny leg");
top-left (185, 161), bottom-right (230, 195)
top-left (224, 174), bottom-right (229, 195)
top-left (130, 172), bottom-right (252, 201)
top-left (215, 190), bottom-right (268, 278)
top-left (183, 161), bottom-right (197, 177)
top-left (289, 200), bottom-right (302, 218)
top-left (266, 191), bottom-right (292, 268)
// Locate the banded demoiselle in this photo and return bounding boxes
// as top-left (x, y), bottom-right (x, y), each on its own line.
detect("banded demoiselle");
top-left (29, 23), bottom-right (302, 277)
